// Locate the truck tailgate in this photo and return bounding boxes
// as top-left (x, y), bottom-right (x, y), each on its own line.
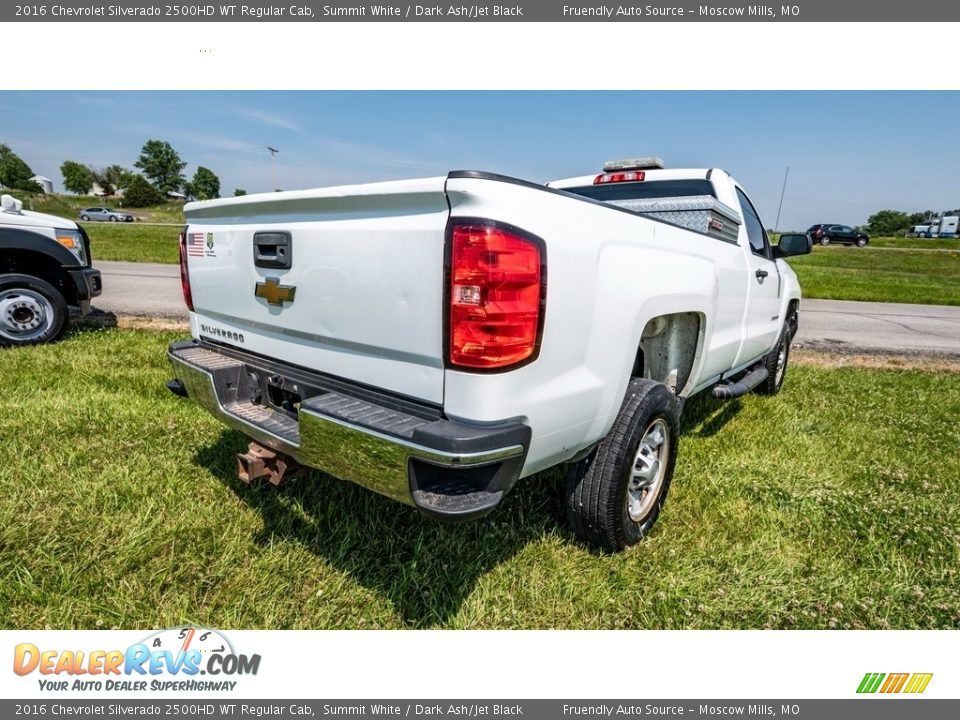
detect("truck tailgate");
top-left (183, 178), bottom-right (449, 404)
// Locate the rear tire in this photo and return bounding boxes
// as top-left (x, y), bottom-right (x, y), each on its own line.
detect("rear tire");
top-left (0, 274), bottom-right (69, 347)
top-left (566, 379), bottom-right (680, 552)
top-left (820, 236), bottom-right (831, 246)
top-left (80, 215), bottom-right (89, 221)
top-left (756, 314), bottom-right (794, 396)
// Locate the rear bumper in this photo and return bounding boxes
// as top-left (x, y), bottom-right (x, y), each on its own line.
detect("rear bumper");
top-left (167, 340), bottom-right (530, 521)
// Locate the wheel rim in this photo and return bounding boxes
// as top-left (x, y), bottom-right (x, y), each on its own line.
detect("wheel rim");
top-left (0, 289), bottom-right (55, 341)
top-left (626, 418), bottom-right (671, 522)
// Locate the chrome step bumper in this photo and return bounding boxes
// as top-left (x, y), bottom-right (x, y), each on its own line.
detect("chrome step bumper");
top-left (167, 341), bottom-right (530, 520)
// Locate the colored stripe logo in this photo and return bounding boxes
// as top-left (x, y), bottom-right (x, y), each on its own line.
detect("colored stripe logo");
top-left (857, 672), bottom-right (933, 694)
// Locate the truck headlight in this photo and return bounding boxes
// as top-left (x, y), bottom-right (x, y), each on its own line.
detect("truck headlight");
top-left (55, 229), bottom-right (88, 266)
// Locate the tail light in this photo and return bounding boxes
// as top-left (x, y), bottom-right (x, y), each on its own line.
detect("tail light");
top-left (448, 221), bottom-right (544, 370)
top-left (178, 229), bottom-right (194, 311)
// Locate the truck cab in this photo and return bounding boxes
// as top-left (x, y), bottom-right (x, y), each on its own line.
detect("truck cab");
top-left (548, 159), bottom-right (799, 384)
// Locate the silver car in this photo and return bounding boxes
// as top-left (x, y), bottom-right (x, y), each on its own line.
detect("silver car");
top-left (78, 207), bottom-right (135, 223)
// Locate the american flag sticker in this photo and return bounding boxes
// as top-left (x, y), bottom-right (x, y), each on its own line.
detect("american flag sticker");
top-left (187, 232), bottom-right (206, 257)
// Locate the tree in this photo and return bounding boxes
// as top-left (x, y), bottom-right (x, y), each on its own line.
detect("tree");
top-left (233, 188), bottom-right (247, 196)
top-left (185, 166), bottom-right (220, 200)
top-left (133, 140), bottom-right (186, 194)
top-left (0, 144), bottom-right (40, 192)
top-left (866, 209), bottom-right (909, 236)
top-left (121, 174), bottom-right (164, 207)
top-left (61, 161), bottom-right (94, 195)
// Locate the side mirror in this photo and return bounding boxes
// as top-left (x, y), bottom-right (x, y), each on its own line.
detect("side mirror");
top-left (774, 233), bottom-right (813, 258)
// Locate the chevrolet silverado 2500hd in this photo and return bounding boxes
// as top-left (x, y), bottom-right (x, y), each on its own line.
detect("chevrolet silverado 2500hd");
top-left (1, 194), bottom-right (102, 346)
top-left (166, 158), bottom-right (811, 551)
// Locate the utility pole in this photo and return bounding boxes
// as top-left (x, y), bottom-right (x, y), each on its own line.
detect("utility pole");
top-left (267, 146), bottom-right (279, 192)
top-left (775, 166), bottom-right (789, 232)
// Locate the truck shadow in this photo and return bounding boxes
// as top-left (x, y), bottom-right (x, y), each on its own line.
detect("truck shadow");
top-left (194, 431), bottom-right (566, 628)
top-left (680, 394), bottom-right (742, 438)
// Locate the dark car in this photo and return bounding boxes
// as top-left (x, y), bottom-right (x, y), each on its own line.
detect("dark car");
top-left (78, 207), bottom-right (135, 223)
top-left (807, 224), bottom-right (869, 247)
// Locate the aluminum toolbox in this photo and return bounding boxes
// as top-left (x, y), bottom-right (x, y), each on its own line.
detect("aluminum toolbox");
top-left (607, 194), bottom-right (742, 244)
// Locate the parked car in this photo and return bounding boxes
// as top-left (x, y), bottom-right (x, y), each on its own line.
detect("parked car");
top-left (78, 207), bottom-right (135, 223)
top-left (807, 223), bottom-right (869, 247)
top-left (1, 194), bottom-right (102, 346)
top-left (166, 159), bottom-right (810, 552)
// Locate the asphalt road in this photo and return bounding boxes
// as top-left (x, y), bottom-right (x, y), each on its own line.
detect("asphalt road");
top-left (92, 260), bottom-right (960, 358)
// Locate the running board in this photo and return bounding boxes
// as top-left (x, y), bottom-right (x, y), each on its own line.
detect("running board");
top-left (712, 366), bottom-right (768, 399)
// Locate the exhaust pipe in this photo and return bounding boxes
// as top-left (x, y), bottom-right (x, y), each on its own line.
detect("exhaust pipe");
top-left (237, 441), bottom-right (302, 486)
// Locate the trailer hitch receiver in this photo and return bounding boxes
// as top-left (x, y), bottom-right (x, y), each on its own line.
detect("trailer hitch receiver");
top-left (236, 441), bottom-right (302, 485)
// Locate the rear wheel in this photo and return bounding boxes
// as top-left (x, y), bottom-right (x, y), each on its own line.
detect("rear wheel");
top-left (820, 236), bottom-right (831, 246)
top-left (80, 214), bottom-right (89, 221)
top-left (566, 379), bottom-right (680, 552)
top-left (0, 274), bottom-right (69, 347)
top-left (756, 313), bottom-right (795, 396)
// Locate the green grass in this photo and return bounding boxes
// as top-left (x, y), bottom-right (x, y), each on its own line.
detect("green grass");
top-left (1, 329), bottom-right (959, 629)
top-left (868, 236), bottom-right (960, 250)
top-left (84, 223), bottom-right (180, 264)
top-left (5, 191), bottom-right (185, 224)
top-left (787, 244), bottom-right (960, 305)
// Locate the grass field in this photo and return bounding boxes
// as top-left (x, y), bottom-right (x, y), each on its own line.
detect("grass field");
top-left (1, 328), bottom-right (958, 630)
top-left (84, 222), bottom-right (181, 264)
top-left (786, 243), bottom-right (960, 305)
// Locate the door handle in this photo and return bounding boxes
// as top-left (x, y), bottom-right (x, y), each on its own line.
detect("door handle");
top-left (755, 269), bottom-right (769, 279)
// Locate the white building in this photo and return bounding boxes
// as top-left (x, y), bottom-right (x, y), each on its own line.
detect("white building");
top-left (30, 175), bottom-right (54, 194)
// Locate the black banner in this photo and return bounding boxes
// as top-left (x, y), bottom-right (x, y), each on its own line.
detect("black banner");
top-left (4, 0), bottom-right (958, 23)
top-left (3, 700), bottom-right (959, 719)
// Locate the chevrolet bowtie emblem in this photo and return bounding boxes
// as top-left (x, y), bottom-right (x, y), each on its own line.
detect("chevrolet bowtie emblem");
top-left (255, 277), bottom-right (296, 306)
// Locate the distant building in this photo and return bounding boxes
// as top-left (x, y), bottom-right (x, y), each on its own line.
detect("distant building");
top-left (167, 190), bottom-right (187, 201)
top-left (30, 175), bottom-right (54, 194)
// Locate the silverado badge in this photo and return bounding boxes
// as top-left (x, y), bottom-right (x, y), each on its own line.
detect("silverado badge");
top-left (255, 277), bottom-right (296, 306)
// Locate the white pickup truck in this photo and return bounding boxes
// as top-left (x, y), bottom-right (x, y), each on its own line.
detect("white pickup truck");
top-left (167, 159), bottom-right (811, 551)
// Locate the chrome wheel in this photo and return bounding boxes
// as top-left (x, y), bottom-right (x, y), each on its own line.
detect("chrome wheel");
top-left (627, 418), bottom-right (671, 522)
top-left (0, 288), bottom-right (55, 342)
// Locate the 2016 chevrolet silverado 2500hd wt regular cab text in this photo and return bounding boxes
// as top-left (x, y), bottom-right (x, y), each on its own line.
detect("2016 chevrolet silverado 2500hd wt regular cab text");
top-left (166, 158), bottom-right (811, 551)
top-left (1, 194), bottom-right (102, 346)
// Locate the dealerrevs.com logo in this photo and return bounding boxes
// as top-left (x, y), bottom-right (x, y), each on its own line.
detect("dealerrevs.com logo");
top-left (13, 627), bottom-right (260, 693)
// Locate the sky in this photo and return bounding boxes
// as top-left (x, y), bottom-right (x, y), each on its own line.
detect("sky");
top-left (1, 91), bottom-right (957, 230)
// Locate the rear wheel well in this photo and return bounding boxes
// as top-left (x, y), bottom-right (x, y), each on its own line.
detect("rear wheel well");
top-left (0, 250), bottom-right (76, 305)
top-left (633, 312), bottom-right (702, 396)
